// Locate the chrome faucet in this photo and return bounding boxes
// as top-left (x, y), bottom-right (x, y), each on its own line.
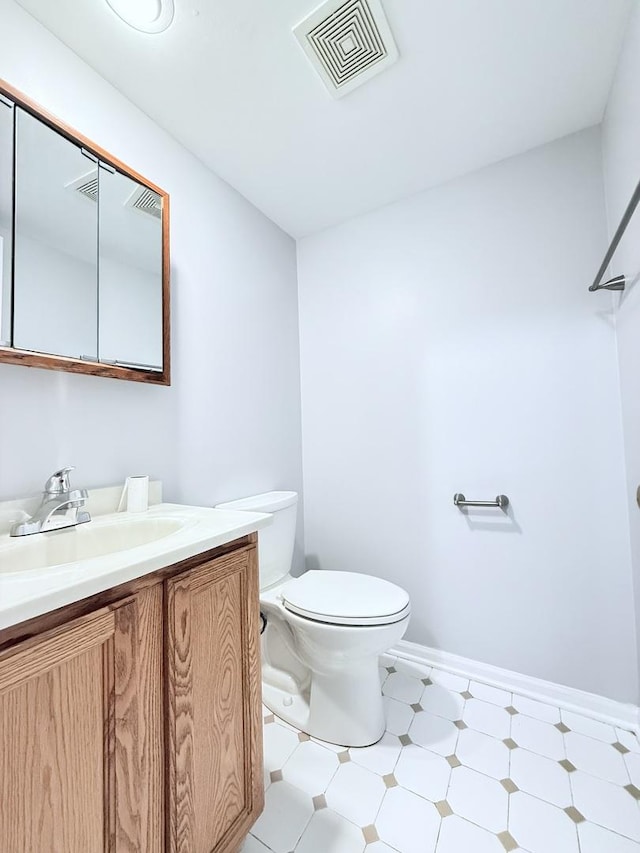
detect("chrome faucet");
top-left (10, 467), bottom-right (91, 537)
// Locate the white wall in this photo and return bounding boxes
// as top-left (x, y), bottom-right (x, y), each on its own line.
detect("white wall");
top-left (0, 0), bottom-right (304, 567)
top-left (298, 128), bottom-right (638, 703)
top-left (602, 1), bottom-right (640, 703)
top-left (13, 234), bottom-right (97, 358)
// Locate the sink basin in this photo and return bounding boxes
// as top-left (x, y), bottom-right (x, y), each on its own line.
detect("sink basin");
top-left (0, 516), bottom-right (186, 574)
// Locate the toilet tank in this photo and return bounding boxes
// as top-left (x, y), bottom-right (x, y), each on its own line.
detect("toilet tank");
top-left (215, 491), bottom-right (297, 590)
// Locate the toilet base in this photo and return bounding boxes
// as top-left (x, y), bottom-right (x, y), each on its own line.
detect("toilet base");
top-left (263, 655), bottom-right (386, 747)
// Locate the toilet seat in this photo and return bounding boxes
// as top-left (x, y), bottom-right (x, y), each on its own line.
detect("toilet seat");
top-left (281, 571), bottom-right (411, 627)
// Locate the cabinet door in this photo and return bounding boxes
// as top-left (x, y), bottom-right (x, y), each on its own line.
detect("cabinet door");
top-left (166, 546), bottom-right (264, 853)
top-left (0, 585), bottom-right (163, 853)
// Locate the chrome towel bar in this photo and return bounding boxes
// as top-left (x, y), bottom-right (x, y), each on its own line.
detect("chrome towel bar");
top-left (454, 493), bottom-right (509, 510)
top-left (589, 174), bottom-right (640, 293)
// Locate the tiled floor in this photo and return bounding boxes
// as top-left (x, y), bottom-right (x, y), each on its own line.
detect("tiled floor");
top-left (242, 654), bottom-right (640, 853)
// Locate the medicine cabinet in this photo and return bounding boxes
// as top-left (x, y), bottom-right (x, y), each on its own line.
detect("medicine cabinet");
top-left (0, 80), bottom-right (170, 385)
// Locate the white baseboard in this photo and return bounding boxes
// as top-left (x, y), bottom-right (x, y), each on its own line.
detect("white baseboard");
top-left (392, 639), bottom-right (639, 734)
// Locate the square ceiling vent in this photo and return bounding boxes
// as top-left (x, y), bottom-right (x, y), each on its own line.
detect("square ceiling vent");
top-left (294, 0), bottom-right (398, 98)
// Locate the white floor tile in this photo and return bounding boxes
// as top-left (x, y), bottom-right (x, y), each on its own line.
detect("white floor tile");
top-left (281, 740), bottom-right (340, 796)
top-left (463, 698), bottom-right (511, 739)
top-left (508, 791), bottom-right (579, 853)
top-left (241, 834), bottom-right (272, 853)
top-left (455, 727), bottom-right (510, 780)
top-left (382, 671), bottom-right (424, 704)
top-left (447, 765), bottom-right (509, 833)
top-left (376, 786), bottom-right (441, 853)
top-left (511, 694), bottom-right (561, 723)
top-left (379, 653), bottom-right (397, 668)
top-left (469, 681), bottom-right (511, 707)
top-left (295, 808), bottom-right (366, 853)
top-left (625, 752), bottom-right (640, 787)
top-left (393, 658), bottom-right (433, 680)
top-left (420, 683), bottom-right (465, 721)
top-left (251, 781), bottom-right (314, 853)
top-left (617, 729), bottom-right (640, 754)
top-left (561, 710), bottom-right (617, 743)
top-left (510, 747), bottom-right (572, 807)
top-left (571, 770), bottom-right (640, 841)
top-left (394, 744), bottom-right (451, 802)
top-left (565, 730), bottom-right (629, 785)
top-left (350, 731), bottom-right (403, 775)
top-left (436, 815), bottom-right (506, 853)
top-left (383, 696), bottom-right (415, 736)
top-left (511, 714), bottom-right (565, 760)
top-left (264, 723), bottom-right (301, 774)
top-left (430, 668), bottom-right (469, 692)
top-left (325, 761), bottom-right (386, 826)
top-left (578, 821), bottom-right (640, 853)
top-left (365, 843), bottom-right (398, 853)
top-left (409, 711), bottom-right (459, 756)
top-left (311, 735), bottom-right (345, 753)
top-left (379, 666), bottom-right (388, 687)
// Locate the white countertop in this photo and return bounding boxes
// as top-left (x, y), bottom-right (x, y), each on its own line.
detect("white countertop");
top-left (0, 492), bottom-right (271, 631)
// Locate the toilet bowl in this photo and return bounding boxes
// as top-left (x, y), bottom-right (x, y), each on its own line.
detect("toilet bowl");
top-left (215, 491), bottom-right (410, 747)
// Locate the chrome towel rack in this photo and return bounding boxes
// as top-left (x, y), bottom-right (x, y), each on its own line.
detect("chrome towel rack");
top-left (454, 493), bottom-right (509, 510)
top-left (589, 174), bottom-right (640, 293)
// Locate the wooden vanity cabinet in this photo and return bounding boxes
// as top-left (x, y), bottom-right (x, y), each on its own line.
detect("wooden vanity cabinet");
top-left (0, 536), bottom-right (263, 853)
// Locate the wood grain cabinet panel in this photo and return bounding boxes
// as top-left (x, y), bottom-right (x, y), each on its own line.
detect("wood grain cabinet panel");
top-left (0, 538), bottom-right (263, 852)
top-left (0, 586), bottom-right (163, 853)
top-left (166, 546), bottom-right (264, 853)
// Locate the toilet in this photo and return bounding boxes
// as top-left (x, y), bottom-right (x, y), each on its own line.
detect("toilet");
top-left (216, 491), bottom-right (411, 747)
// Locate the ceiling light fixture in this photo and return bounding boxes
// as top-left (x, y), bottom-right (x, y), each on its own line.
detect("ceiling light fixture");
top-left (105, 0), bottom-right (175, 33)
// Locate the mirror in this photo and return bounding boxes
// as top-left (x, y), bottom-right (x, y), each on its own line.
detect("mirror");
top-left (14, 108), bottom-right (98, 360)
top-left (98, 167), bottom-right (163, 369)
top-left (0, 79), bottom-right (170, 385)
top-left (0, 96), bottom-right (13, 347)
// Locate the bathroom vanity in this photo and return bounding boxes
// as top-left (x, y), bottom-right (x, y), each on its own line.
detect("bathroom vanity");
top-left (0, 495), bottom-right (270, 852)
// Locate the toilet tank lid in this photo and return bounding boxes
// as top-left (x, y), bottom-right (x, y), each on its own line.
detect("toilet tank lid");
top-left (216, 490), bottom-right (298, 513)
top-left (283, 571), bottom-right (410, 622)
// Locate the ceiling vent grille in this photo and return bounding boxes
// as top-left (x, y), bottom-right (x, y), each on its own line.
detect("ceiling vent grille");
top-left (294, 0), bottom-right (398, 98)
top-left (125, 186), bottom-right (162, 219)
top-left (66, 170), bottom-right (99, 203)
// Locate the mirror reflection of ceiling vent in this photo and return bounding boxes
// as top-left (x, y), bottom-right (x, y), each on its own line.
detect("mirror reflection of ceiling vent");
top-left (293, 0), bottom-right (398, 98)
top-left (66, 170), bottom-right (98, 203)
top-left (125, 186), bottom-right (162, 220)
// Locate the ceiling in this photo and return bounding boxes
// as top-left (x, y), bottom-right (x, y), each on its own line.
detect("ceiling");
top-left (15, 0), bottom-right (633, 237)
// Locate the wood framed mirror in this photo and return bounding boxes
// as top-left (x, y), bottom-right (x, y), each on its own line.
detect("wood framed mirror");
top-left (0, 79), bottom-right (170, 385)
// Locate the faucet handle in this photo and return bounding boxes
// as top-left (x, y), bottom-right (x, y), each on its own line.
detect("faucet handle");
top-left (44, 467), bottom-right (75, 495)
